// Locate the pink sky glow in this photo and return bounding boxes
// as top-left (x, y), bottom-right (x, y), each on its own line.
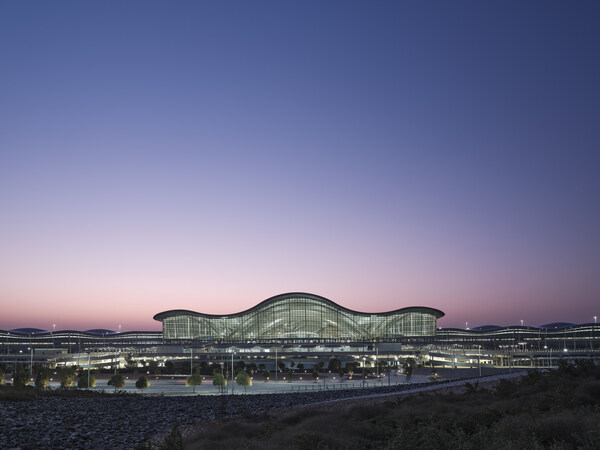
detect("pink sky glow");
top-left (1, 2), bottom-right (599, 332)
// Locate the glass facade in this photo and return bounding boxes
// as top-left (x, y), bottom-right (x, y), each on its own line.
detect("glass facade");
top-left (154, 293), bottom-right (444, 341)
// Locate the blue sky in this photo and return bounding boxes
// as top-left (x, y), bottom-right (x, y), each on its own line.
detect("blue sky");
top-left (1, 1), bottom-right (599, 330)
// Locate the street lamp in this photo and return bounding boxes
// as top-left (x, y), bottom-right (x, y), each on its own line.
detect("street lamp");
top-left (231, 350), bottom-right (235, 394)
top-left (478, 345), bottom-right (481, 377)
top-left (465, 322), bottom-right (469, 330)
top-left (520, 319), bottom-right (524, 327)
top-left (362, 357), bottom-right (366, 387)
top-left (375, 346), bottom-right (379, 378)
top-left (27, 347), bottom-right (33, 378)
top-left (594, 317), bottom-right (598, 353)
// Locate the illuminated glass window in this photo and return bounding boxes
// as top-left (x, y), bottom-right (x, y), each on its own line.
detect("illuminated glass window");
top-left (155, 293), bottom-right (444, 341)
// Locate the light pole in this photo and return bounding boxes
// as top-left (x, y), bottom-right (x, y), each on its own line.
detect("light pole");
top-left (387, 354), bottom-right (391, 387)
top-left (362, 357), bottom-right (366, 387)
top-left (594, 316), bottom-right (598, 354)
top-left (190, 347), bottom-right (193, 376)
top-left (375, 346), bottom-right (379, 378)
top-left (478, 345), bottom-right (481, 377)
top-left (88, 353), bottom-right (91, 388)
top-left (29, 347), bottom-right (33, 379)
top-left (231, 350), bottom-right (235, 394)
top-left (275, 347), bottom-right (278, 383)
top-left (465, 321), bottom-right (469, 330)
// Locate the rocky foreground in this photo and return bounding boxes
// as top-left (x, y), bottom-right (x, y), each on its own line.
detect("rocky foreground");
top-left (1, 374), bottom-right (521, 449)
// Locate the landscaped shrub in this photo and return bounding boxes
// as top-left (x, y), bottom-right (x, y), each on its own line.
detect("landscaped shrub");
top-left (12, 365), bottom-right (29, 387)
top-left (77, 371), bottom-right (97, 388)
top-left (35, 368), bottom-right (50, 388)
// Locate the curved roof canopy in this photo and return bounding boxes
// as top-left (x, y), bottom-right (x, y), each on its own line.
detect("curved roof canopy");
top-left (84, 329), bottom-right (117, 335)
top-left (539, 322), bottom-right (576, 329)
top-left (10, 327), bottom-right (49, 335)
top-left (154, 292), bottom-right (445, 321)
top-left (470, 325), bottom-right (503, 332)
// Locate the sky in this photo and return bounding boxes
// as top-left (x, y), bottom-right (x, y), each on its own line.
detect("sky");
top-left (1, 1), bottom-right (599, 331)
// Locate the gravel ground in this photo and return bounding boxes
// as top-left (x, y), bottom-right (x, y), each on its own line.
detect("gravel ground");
top-left (1, 372), bottom-right (525, 449)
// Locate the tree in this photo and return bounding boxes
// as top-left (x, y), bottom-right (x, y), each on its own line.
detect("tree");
top-left (136, 376), bottom-right (150, 392)
top-left (262, 370), bottom-right (270, 380)
top-left (328, 358), bottom-right (341, 372)
top-left (297, 363), bottom-right (305, 371)
top-left (148, 360), bottom-right (160, 374)
top-left (213, 373), bottom-right (227, 393)
top-left (186, 373), bottom-right (203, 393)
top-left (247, 362), bottom-right (257, 375)
top-left (78, 371), bottom-right (96, 388)
top-left (312, 370), bottom-right (319, 381)
top-left (164, 360), bottom-right (174, 373)
top-left (0, 366), bottom-right (5, 385)
top-left (60, 367), bottom-right (77, 388)
top-left (235, 371), bottom-right (252, 392)
top-left (34, 367), bottom-right (49, 388)
top-left (108, 373), bottom-right (126, 391)
top-left (347, 365), bottom-right (355, 380)
top-left (13, 364), bottom-right (29, 387)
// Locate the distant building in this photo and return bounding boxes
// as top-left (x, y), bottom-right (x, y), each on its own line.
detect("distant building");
top-left (153, 292), bottom-right (445, 342)
top-left (2, 294), bottom-right (598, 362)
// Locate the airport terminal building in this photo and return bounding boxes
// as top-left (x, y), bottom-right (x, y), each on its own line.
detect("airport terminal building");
top-left (153, 292), bottom-right (444, 342)
top-left (1, 292), bottom-right (599, 371)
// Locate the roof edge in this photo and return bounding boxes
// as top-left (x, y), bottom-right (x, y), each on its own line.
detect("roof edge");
top-left (153, 292), bottom-right (445, 321)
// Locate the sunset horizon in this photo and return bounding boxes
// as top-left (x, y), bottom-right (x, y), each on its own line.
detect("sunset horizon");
top-left (2, 1), bottom-right (598, 335)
